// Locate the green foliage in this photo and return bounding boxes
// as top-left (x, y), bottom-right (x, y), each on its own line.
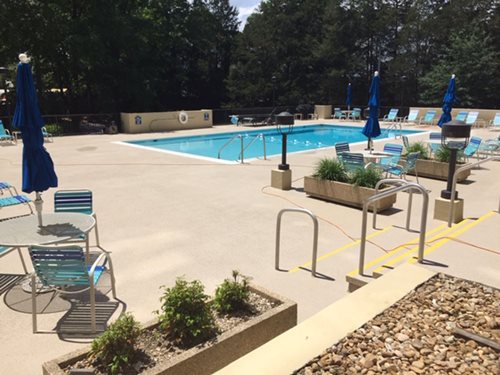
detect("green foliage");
top-left (90, 313), bottom-right (141, 375)
top-left (434, 147), bottom-right (464, 163)
top-left (214, 270), bottom-right (251, 314)
top-left (349, 167), bottom-right (383, 189)
top-left (313, 158), bottom-right (349, 182)
top-left (404, 142), bottom-right (429, 160)
top-left (158, 277), bottom-right (215, 345)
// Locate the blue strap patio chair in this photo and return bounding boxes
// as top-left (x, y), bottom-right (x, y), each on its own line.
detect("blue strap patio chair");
top-left (28, 245), bottom-right (117, 333)
top-left (418, 110), bottom-right (437, 125)
top-left (334, 142), bottom-right (350, 159)
top-left (332, 108), bottom-right (346, 120)
top-left (428, 132), bottom-right (442, 156)
top-left (386, 151), bottom-right (420, 183)
top-left (54, 189), bottom-right (100, 247)
top-left (462, 136), bottom-right (482, 162)
top-left (370, 143), bottom-right (403, 173)
top-left (0, 120), bottom-right (16, 144)
top-left (339, 152), bottom-right (365, 173)
top-left (489, 113), bottom-right (500, 130)
top-left (383, 108), bottom-right (399, 122)
top-left (0, 194), bottom-right (33, 214)
top-left (348, 108), bottom-right (362, 120)
top-left (455, 111), bottom-right (468, 122)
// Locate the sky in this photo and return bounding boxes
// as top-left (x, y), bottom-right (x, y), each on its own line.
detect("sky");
top-left (231, 0), bottom-right (262, 29)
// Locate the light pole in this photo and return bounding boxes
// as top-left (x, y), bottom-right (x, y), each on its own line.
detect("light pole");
top-left (270, 111), bottom-right (295, 190)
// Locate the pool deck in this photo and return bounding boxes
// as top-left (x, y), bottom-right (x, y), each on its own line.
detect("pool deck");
top-left (1, 119), bottom-right (499, 374)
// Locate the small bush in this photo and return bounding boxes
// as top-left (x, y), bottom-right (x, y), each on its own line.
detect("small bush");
top-left (405, 141), bottom-right (429, 159)
top-left (349, 166), bottom-right (383, 189)
top-left (313, 158), bottom-right (349, 182)
top-left (90, 313), bottom-right (141, 375)
top-left (214, 270), bottom-right (251, 314)
top-left (434, 147), bottom-right (464, 163)
top-left (158, 277), bottom-right (215, 345)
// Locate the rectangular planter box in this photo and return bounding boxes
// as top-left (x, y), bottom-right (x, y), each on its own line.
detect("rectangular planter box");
top-left (304, 176), bottom-right (396, 211)
top-left (409, 159), bottom-right (471, 181)
top-left (42, 285), bottom-right (297, 375)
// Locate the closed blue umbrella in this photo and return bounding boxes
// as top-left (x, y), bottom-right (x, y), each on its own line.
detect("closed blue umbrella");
top-left (437, 74), bottom-right (456, 127)
top-left (362, 71), bottom-right (381, 150)
top-left (12, 54), bottom-right (57, 226)
top-left (346, 83), bottom-right (353, 111)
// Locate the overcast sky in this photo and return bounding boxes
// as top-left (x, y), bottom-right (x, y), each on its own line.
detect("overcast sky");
top-left (231, 0), bottom-right (262, 29)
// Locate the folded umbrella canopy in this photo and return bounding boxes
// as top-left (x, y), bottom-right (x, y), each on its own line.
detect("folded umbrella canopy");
top-left (437, 74), bottom-right (456, 127)
top-left (12, 54), bottom-right (57, 226)
top-left (362, 71), bottom-right (381, 150)
top-left (346, 83), bottom-right (353, 111)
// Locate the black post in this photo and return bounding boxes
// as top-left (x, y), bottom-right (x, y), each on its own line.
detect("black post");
top-left (441, 149), bottom-right (458, 200)
top-left (279, 133), bottom-right (289, 170)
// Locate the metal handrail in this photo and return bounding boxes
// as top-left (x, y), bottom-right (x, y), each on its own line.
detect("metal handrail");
top-left (372, 179), bottom-right (421, 231)
top-left (448, 156), bottom-right (500, 227)
top-left (240, 134), bottom-right (267, 160)
top-left (359, 182), bottom-right (429, 275)
top-left (218, 134), bottom-right (243, 162)
top-left (386, 122), bottom-right (402, 138)
top-left (275, 208), bottom-right (319, 277)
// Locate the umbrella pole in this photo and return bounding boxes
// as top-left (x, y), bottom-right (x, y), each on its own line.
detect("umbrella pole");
top-left (34, 192), bottom-right (43, 227)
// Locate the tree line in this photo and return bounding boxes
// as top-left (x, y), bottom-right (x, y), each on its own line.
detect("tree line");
top-left (0, 0), bottom-right (498, 116)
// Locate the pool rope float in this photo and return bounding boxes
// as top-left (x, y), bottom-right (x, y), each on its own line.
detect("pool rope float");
top-left (178, 111), bottom-right (189, 124)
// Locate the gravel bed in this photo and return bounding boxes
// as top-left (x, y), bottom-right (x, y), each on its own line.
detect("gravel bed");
top-left (294, 273), bottom-right (499, 374)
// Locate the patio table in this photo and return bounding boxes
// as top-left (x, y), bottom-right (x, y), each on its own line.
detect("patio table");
top-left (359, 150), bottom-right (394, 164)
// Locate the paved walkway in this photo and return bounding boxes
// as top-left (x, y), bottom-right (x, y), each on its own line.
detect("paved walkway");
top-left (0, 120), bottom-right (498, 374)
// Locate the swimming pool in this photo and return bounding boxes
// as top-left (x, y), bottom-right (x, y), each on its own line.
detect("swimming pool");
top-left (124, 125), bottom-right (423, 162)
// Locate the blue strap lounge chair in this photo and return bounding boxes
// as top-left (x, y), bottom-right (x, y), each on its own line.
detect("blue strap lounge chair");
top-left (28, 244), bottom-right (117, 333)
top-left (348, 108), bottom-right (362, 120)
top-left (54, 189), bottom-right (100, 247)
top-left (428, 132), bottom-right (442, 156)
top-left (403, 109), bottom-right (419, 125)
top-left (489, 113), bottom-right (500, 130)
top-left (465, 112), bottom-right (484, 128)
top-left (383, 108), bottom-right (399, 122)
top-left (332, 108), bottom-right (346, 120)
top-left (455, 111), bottom-right (468, 122)
top-left (0, 194), bottom-right (33, 214)
top-left (462, 136), bottom-right (482, 162)
top-left (0, 121), bottom-right (16, 144)
top-left (371, 143), bottom-right (403, 173)
top-left (418, 110), bottom-right (437, 125)
top-left (386, 151), bottom-right (420, 183)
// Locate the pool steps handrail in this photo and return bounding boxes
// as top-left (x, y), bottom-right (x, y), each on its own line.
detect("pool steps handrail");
top-left (218, 133), bottom-right (267, 163)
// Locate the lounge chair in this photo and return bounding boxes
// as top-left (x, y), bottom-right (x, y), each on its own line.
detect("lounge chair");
top-left (418, 110), bottom-right (437, 126)
top-left (455, 111), bottom-right (468, 122)
top-left (461, 136), bottom-right (482, 162)
top-left (0, 120), bottom-right (16, 144)
top-left (386, 151), bottom-right (420, 183)
top-left (41, 126), bottom-right (53, 142)
top-left (54, 189), bottom-right (100, 247)
top-left (0, 182), bottom-right (33, 214)
top-left (402, 109), bottom-right (419, 125)
top-left (332, 108), bottom-right (346, 120)
top-left (348, 108), bottom-right (362, 121)
top-left (339, 152), bottom-right (365, 173)
top-left (370, 143), bottom-right (403, 173)
top-left (382, 108), bottom-right (399, 122)
top-left (489, 113), bottom-right (500, 130)
top-left (478, 138), bottom-right (500, 157)
top-left (465, 112), bottom-right (485, 128)
top-left (334, 142), bottom-right (350, 158)
top-left (28, 244), bottom-right (117, 333)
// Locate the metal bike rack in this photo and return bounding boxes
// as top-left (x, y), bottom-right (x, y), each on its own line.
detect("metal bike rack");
top-left (359, 182), bottom-right (429, 275)
top-left (275, 208), bottom-right (319, 277)
top-left (372, 179), bottom-right (421, 231)
top-left (240, 134), bottom-right (267, 161)
top-left (448, 155), bottom-right (500, 227)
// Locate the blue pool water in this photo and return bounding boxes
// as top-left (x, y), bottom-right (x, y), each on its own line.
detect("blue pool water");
top-left (125, 125), bottom-right (423, 162)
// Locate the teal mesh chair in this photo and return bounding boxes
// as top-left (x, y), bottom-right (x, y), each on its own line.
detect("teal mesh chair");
top-left (383, 108), bottom-right (399, 122)
top-left (349, 108), bottom-right (362, 120)
top-left (455, 111), bottom-right (468, 122)
top-left (403, 109), bottom-right (419, 124)
top-left (418, 110), bottom-right (437, 125)
top-left (29, 245), bottom-right (117, 333)
top-left (465, 112), bottom-right (484, 128)
top-left (387, 151), bottom-right (420, 183)
top-left (333, 108), bottom-right (346, 120)
top-left (371, 143), bottom-right (403, 173)
top-left (0, 120), bottom-right (16, 144)
top-left (489, 113), bottom-right (500, 130)
top-left (54, 189), bottom-right (100, 246)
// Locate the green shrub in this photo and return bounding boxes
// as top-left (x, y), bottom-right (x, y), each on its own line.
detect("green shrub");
top-left (158, 277), bottom-right (215, 345)
top-left (214, 270), bottom-right (251, 314)
top-left (405, 141), bottom-right (429, 159)
top-left (313, 158), bottom-right (349, 182)
top-left (349, 166), bottom-right (383, 189)
top-left (90, 313), bottom-right (141, 375)
top-left (433, 147), bottom-right (464, 163)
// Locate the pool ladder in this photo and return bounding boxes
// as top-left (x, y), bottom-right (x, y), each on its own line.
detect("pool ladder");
top-left (218, 134), bottom-right (267, 163)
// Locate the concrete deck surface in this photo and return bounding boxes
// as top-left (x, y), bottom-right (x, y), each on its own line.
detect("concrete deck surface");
top-left (0, 119), bottom-right (499, 374)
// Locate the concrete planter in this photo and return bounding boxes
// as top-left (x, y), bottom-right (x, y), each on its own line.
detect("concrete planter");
top-left (304, 176), bottom-right (396, 211)
top-left (408, 159), bottom-right (471, 181)
top-left (42, 285), bottom-right (297, 375)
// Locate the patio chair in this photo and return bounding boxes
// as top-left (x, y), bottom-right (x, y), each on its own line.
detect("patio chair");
top-left (402, 135), bottom-right (410, 151)
top-left (402, 109), bottom-right (419, 125)
top-left (41, 127), bottom-right (53, 142)
top-left (478, 138), bottom-right (500, 157)
top-left (332, 108), bottom-right (346, 120)
top-left (370, 143), bottom-right (403, 173)
top-left (382, 108), bottom-right (399, 122)
top-left (489, 113), bottom-right (500, 130)
top-left (418, 110), bottom-right (437, 126)
top-left (455, 111), bottom-right (468, 122)
top-left (28, 244), bottom-right (117, 333)
top-left (461, 136), bottom-right (482, 162)
top-left (334, 142), bottom-right (350, 159)
top-left (428, 132), bottom-right (442, 156)
top-left (54, 189), bottom-right (100, 247)
top-left (465, 112), bottom-right (485, 128)
top-left (386, 151), bottom-right (420, 183)
top-left (0, 120), bottom-right (16, 144)
top-left (348, 108), bottom-right (362, 120)
top-left (339, 152), bottom-right (365, 173)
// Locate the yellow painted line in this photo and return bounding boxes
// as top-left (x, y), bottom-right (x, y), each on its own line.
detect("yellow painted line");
top-left (372, 219), bottom-right (472, 274)
top-left (408, 211), bottom-right (496, 264)
top-left (347, 222), bottom-right (448, 277)
top-left (289, 225), bottom-right (394, 273)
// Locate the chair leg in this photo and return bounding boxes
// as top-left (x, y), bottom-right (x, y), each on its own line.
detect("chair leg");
top-left (90, 282), bottom-right (96, 333)
top-left (106, 256), bottom-right (117, 299)
top-left (17, 247), bottom-right (28, 274)
top-left (31, 274), bottom-right (38, 333)
top-left (93, 213), bottom-right (100, 247)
